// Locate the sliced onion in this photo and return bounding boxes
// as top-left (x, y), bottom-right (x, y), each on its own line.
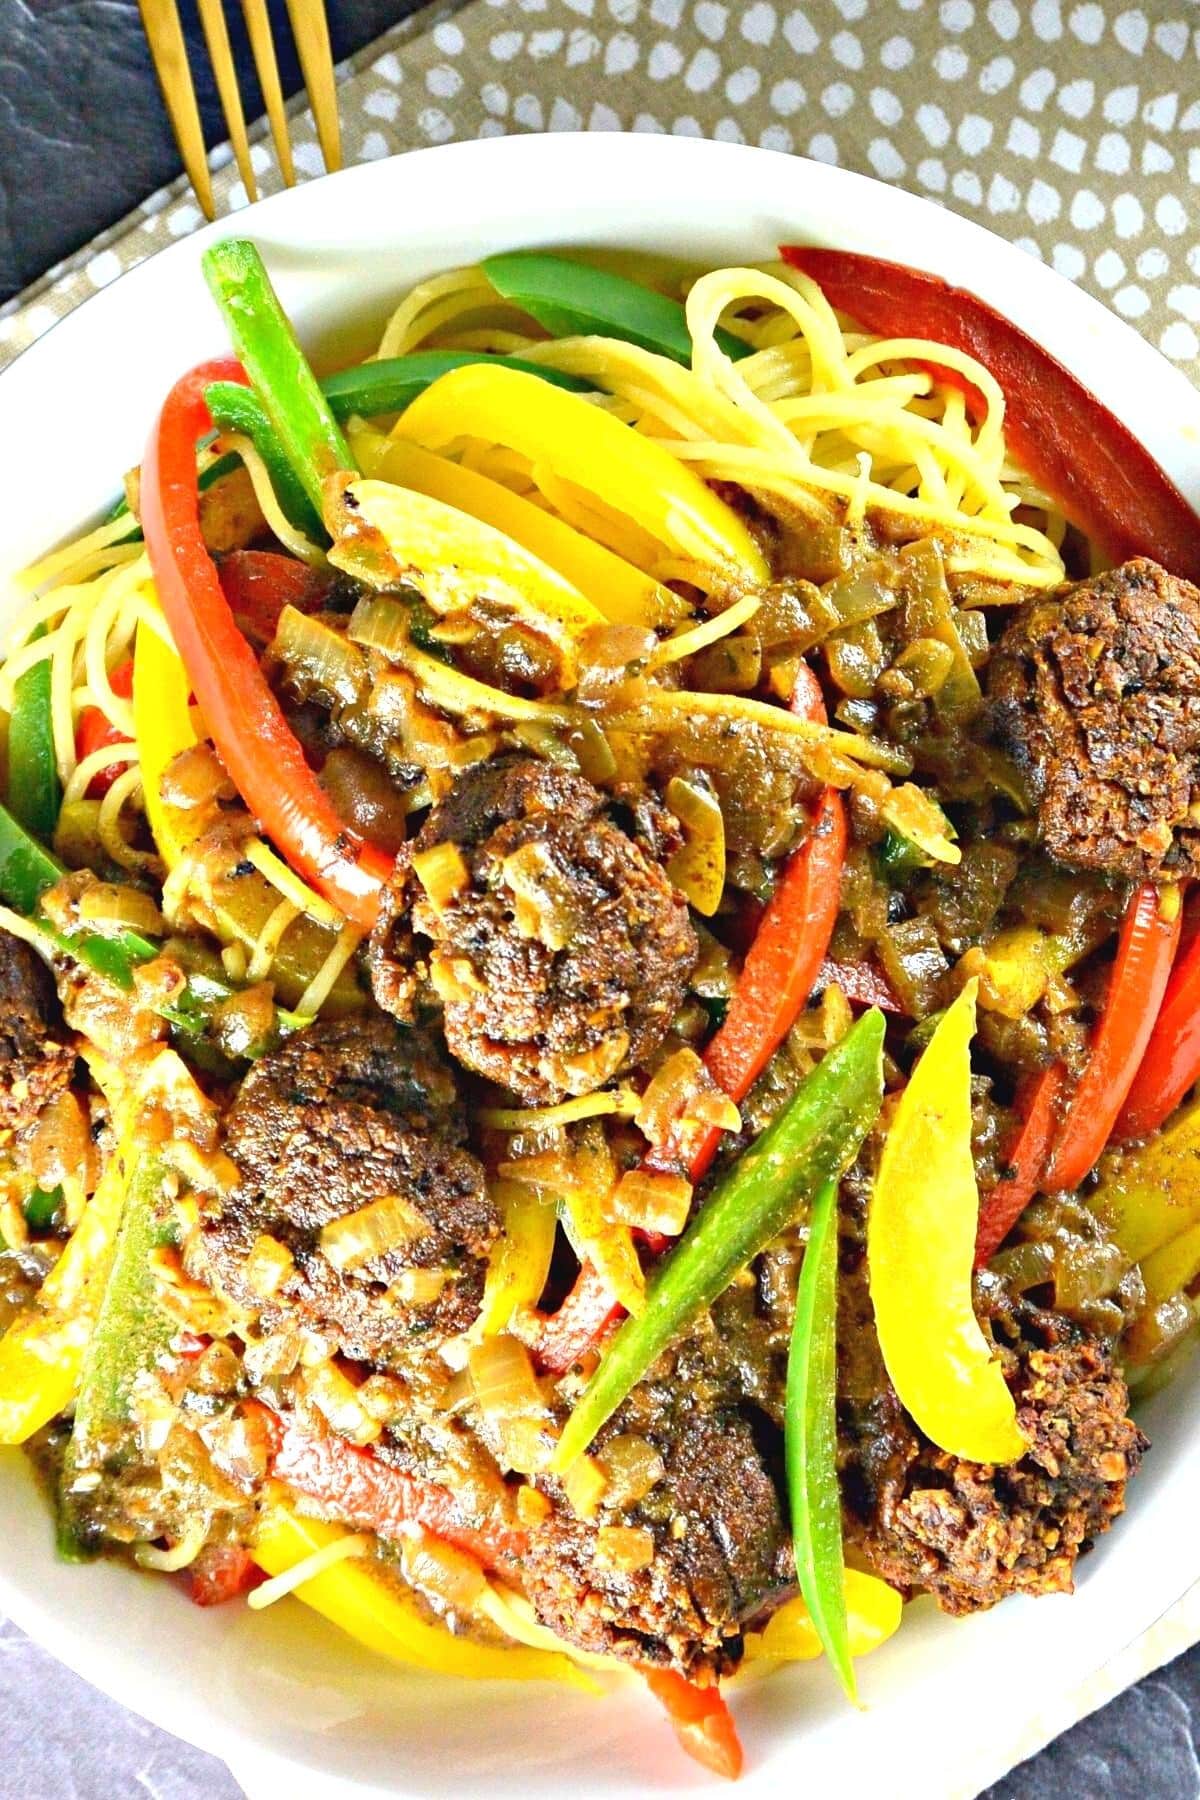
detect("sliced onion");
top-left (320, 1193), bottom-right (433, 1271)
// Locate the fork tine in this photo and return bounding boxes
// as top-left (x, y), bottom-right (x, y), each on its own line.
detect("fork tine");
top-left (138, 0), bottom-right (215, 218)
top-left (196, 0), bottom-right (257, 203)
top-left (284, 0), bottom-right (342, 174)
top-left (241, 0), bottom-right (296, 187)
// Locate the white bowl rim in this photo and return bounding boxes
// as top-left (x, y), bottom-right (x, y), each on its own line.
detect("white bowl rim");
top-left (1, 131), bottom-right (1199, 1800)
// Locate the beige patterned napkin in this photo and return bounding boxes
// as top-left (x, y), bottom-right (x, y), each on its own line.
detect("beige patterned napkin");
top-left (1, 0), bottom-right (1199, 1782)
top-left (1, 0), bottom-right (1198, 374)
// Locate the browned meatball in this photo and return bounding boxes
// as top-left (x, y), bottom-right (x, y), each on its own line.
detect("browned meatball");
top-left (202, 1014), bottom-right (496, 1361)
top-left (989, 558), bottom-right (1200, 881)
top-left (367, 758), bottom-right (698, 1105)
top-left (526, 1384), bottom-right (791, 1679)
top-left (0, 935), bottom-right (74, 1138)
top-left (838, 1265), bottom-right (1144, 1615)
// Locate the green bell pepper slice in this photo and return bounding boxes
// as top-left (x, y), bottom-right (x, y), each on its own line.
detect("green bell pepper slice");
top-left (484, 251), bottom-right (754, 366)
top-left (786, 1176), bottom-right (856, 1702)
top-left (552, 1008), bottom-right (885, 1469)
top-left (6, 626), bottom-right (61, 843)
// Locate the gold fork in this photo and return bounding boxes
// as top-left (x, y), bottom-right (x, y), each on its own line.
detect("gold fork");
top-left (138, 0), bottom-right (342, 219)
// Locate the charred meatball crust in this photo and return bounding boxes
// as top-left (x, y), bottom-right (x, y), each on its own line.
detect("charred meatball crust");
top-left (202, 1013), bottom-right (496, 1360)
top-left (839, 1261), bottom-right (1144, 1615)
top-left (368, 757), bottom-right (698, 1105)
top-left (0, 937), bottom-right (74, 1139)
top-left (989, 558), bottom-right (1200, 881)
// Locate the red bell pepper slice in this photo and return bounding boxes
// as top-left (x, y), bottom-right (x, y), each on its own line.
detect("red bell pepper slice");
top-left (1114, 887), bottom-right (1200, 1143)
top-left (974, 1061), bottom-right (1067, 1268)
top-left (1042, 883), bottom-right (1181, 1193)
top-left (687, 660), bottom-right (846, 1182)
top-left (270, 1414), bottom-right (526, 1572)
top-left (779, 248), bottom-right (1200, 585)
top-left (140, 359), bottom-right (393, 930)
top-left (76, 660), bottom-right (134, 797)
top-left (217, 549), bottom-right (332, 648)
top-left (642, 1668), bottom-right (743, 1782)
top-left (534, 1261), bottom-right (626, 1377)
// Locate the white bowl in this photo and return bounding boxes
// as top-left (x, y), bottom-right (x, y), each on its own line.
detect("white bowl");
top-left (2, 134), bottom-right (1199, 1800)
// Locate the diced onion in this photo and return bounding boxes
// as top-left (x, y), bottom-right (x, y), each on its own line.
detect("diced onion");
top-left (320, 1192), bottom-right (433, 1271)
top-left (242, 1233), bottom-right (295, 1299)
top-left (401, 1535), bottom-right (487, 1613)
top-left (595, 1434), bottom-right (665, 1508)
top-left (468, 1333), bottom-right (542, 1416)
top-left (412, 841), bottom-right (471, 916)
top-left (611, 1168), bottom-right (693, 1237)
top-left (594, 1526), bottom-right (655, 1573)
top-left (563, 1453), bottom-right (608, 1520)
top-left (303, 1360), bottom-right (382, 1445)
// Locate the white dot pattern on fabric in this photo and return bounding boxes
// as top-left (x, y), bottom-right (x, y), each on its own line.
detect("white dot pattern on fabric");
top-left (1, 0), bottom-right (1199, 376)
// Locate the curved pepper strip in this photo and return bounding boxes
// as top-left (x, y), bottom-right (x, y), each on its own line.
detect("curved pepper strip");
top-left (1115, 890), bottom-right (1200, 1144)
top-left (253, 1502), bottom-right (586, 1688)
top-left (395, 363), bottom-right (770, 584)
top-left (785, 1178), bottom-right (856, 1702)
top-left (201, 241), bottom-right (353, 519)
top-left (779, 249), bottom-right (1200, 584)
top-left (133, 609), bottom-right (364, 1012)
top-left (743, 1570), bottom-right (902, 1664)
top-left (869, 979), bottom-right (1026, 1465)
top-left (1042, 882), bottom-right (1181, 1193)
top-left (483, 251), bottom-right (753, 368)
top-left (140, 359), bottom-right (393, 930)
top-left (328, 476), bottom-right (606, 686)
top-left (689, 660), bottom-right (847, 1183)
top-left (642, 1669), bottom-right (743, 1782)
top-left (477, 1180), bottom-right (558, 1339)
top-left (75, 659), bottom-right (135, 797)
top-left (348, 428), bottom-right (683, 630)
top-left (535, 1260), bottom-right (626, 1378)
top-left (0, 1048), bottom-right (171, 1444)
top-left (973, 1061), bottom-right (1068, 1269)
top-left (270, 1413), bottom-right (527, 1572)
top-left (7, 625), bottom-right (60, 840)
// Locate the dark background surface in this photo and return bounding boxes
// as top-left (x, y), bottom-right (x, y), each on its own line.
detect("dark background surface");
top-left (0, 0), bottom-right (412, 303)
top-left (2, 3), bottom-right (1200, 1796)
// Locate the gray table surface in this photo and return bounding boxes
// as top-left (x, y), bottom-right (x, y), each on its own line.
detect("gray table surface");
top-left (3, 3), bottom-right (1200, 1794)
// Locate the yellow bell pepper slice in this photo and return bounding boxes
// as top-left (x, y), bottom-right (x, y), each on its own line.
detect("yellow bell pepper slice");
top-left (0, 1045), bottom-right (187, 1444)
top-left (476, 1179), bottom-right (558, 1338)
top-left (742, 1570), bottom-right (902, 1664)
top-left (348, 427), bottom-right (686, 631)
top-left (133, 617), bottom-right (360, 1012)
top-left (868, 978), bottom-right (1026, 1465)
top-left (1141, 1220), bottom-right (1200, 1309)
top-left (1089, 1098), bottom-right (1200, 1264)
top-left (394, 364), bottom-right (769, 584)
top-left (252, 1503), bottom-right (589, 1688)
top-left (327, 476), bottom-right (604, 686)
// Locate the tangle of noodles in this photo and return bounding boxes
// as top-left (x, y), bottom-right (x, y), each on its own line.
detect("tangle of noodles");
top-left (4, 472), bottom-right (348, 996)
top-left (377, 259), bottom-right (1067, 593)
